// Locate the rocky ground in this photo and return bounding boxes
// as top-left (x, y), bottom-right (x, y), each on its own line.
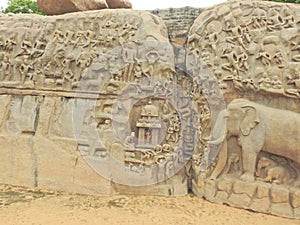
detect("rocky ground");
top-left (0, 184), bottom-right (299, 225)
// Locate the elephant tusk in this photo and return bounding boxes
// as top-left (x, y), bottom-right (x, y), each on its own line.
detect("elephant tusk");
top-left (209, 140), bottom-right (228, 180)
top-left (207, 134), bottom-right (226, 145)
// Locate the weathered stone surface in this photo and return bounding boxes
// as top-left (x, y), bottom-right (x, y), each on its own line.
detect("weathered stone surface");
top-left (291, 190), bottom-right (300, 208)
top-left (72, 0), bottom-right (108, 10)
top-left (215, 190), bottom-right (229, 201)
top-left (0, 136), bottom-right (36, 187)
top-left (294, 207), bottom-right (300, 219)
top-left (0, 9), bottom-right (181, 196)
top-left (112, 172), bottom-right (187, 196)
top-left (233, 180), bottom-right (257, 198)
top-left (37, 0), bottom-right (131, 15)
top-left (228, 193), bottom-right (251, 207)
top-left (270, 203), bottom-right (294, 218)
top-left (271, 186), bottom-right (290, 203)
top-left (106, 0), bottom-right (132, 8)
top-left (192, 180), bottom-right (203, 197)
top-left (203, 180), bottom-right (217, 200)
top-left (1, 0), bottom-right (300, 220)
top-left (250, 197), bottom-right (270, 213)
top-left (256, 183), bottom-right (271, 199)
top-left (217, 179), bottom-right (233, 193)
top-left (34, 136), bottom-right (113, 195)
top-left (149, 7), bottom-right (203, 47)
top-left (188, 0), bottom-right (300, 219)
top-left (37, 0), bottom-right (79, 15)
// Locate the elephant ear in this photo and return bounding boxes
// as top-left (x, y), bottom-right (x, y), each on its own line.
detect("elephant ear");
top-left (240, 105), bottom-right (260, 136)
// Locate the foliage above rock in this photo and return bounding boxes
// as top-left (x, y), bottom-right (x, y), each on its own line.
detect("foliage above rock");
top-left (267, 0), bottom-right (300, 3)
top-left (2, 0), bottom-right (44, 14)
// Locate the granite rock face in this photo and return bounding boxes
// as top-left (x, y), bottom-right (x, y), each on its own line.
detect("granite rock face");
top-left (187, 0), bottom-right (300, 219)
top-left (37, 0), bottom-right (79, 15)
top-left (37, 0), bottom-right (131, 15)
top-left (1, 0), bottom-right (300, 220)
top-left (0, 9), bottom-right (187, 196)
top-left (106, 0), bottom-right (132, 9)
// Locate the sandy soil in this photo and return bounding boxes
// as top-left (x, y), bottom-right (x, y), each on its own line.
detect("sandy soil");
top-left (0, 184), bottom-right (299, 225)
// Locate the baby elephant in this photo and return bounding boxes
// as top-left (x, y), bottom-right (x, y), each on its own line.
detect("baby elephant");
top-left (256, 157), bottom-right (290, 185)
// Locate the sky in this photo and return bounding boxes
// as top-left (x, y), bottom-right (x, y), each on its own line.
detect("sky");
top-left (0, 0), bottom-right (226, 11)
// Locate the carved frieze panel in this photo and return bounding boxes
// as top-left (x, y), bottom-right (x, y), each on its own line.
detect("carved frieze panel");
top-left (0, 10), bottom-right (168, 96)
top-left (187, 1), bottom-right (300, 99)
top-left (187, 1), bottom-right (300, 219)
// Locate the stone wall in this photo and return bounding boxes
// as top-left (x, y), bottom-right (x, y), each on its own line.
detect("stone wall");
top-left (149, 7), bottom-right (203, 46)
top-left (194, 178), bottom-right (300, 219)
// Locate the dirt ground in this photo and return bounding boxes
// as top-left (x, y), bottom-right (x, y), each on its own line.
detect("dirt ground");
top-left (0, 184), bottom-right (299, 225)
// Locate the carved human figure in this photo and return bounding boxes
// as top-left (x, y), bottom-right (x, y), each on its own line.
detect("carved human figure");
top-left (166, 114), bottom-right (180, 143)
top-left (280, 6), bottom-right (295, 28)
top-left (224, 23), bottom-right (250, 50)
top-left (124, 132), bottom-right (137, 148)
top-left (31, 32), bottom-right (47, 58)
top-left (267, 8), bottom-right (283, 31)
top-left (162, 144), bottom-right (172, 153)
top-left (19, 55), bottom-right (34, 84)
top-left (247, 8), bottom-right (267, 29)
top-left (122, 42), bottom-right (137, 81)
top-left (284, 70), bottom-right (300, 97)
top-left (53, 47), bottom-right (65, 68)
top-left (119, 15), bottom-right (140, 45)
top-left (16, 32), bottom-right (33, 57)
top-left (62, 53), bottom-right (75, 77)
top-left (221, 47), bottom-right (240, 73)
top-left (256, 50), bottom-right (271, 67)
top-left (4, 36), bottom-right (17, 53)
top-left (291, 39), bottom-right (300, 62)
top-left (145, 129), bottom-right (152, 144)
top-left (102, 15), bottom-right (119, 48)
top-left (0, 54), bottom-right (12, 81)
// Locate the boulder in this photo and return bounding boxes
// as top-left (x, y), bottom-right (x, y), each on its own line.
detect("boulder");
top-left (71, 0), bottom-right (108, 11)
top-left (37, 0), bottom-right (131, 15)
top-left (107, 0), bottom-right (132, 8)
top-left (37, 0), bottom-right (80, 15)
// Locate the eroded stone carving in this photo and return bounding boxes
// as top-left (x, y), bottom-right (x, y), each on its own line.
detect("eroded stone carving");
top-left (0, 9), bottom-right (191, 196)
top-left (187, 0), bottom-right (300, 219)
top-left (187, 0), bottom-right (300, 99)
top-left (1, 0), bottom-right (300, 219)
top-left (208, 99), bottom-right (300, 183)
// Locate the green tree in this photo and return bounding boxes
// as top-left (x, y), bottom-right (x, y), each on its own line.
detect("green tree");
top-left (268, 0), bottom-right (300, 3)
top-left (2, 0), bottom-right (44, 14)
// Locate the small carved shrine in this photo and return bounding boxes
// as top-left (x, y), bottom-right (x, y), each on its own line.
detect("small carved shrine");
top-left (136, 101), bottom-right (161, 148)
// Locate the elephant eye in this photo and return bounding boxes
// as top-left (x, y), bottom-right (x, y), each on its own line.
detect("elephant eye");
top-left (232, 113), bottom-right (240, 119)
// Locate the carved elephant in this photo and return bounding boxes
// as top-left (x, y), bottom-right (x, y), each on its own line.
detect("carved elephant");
top-left (256, 156), bottom-right (290, 184)
top-left (208, 98), bottom-right (300, 181)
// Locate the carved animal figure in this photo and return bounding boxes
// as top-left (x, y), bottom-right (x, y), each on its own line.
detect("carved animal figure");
top-left (208, 98), bottom-right (300, 181)
top-left (258, 166), bottom-right (290, 184)
top-left (223, 153), bottom-right (240, 174)
top-left (256, 156), bottom-right (290, 184)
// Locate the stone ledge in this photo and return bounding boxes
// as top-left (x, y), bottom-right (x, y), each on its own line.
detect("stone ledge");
top-left (195, 178), bottom-right (300, 219)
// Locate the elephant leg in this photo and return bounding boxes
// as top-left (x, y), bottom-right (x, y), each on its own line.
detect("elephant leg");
top-left (240, 148), bottom-right (258, 181)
